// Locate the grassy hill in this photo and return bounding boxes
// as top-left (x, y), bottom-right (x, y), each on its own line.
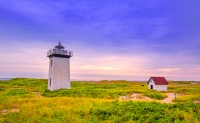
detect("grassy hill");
top-left (0, 78), bottom-right (200, 122)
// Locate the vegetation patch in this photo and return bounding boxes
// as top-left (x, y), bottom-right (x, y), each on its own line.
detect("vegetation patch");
top-left (7, 89), bottom-right (29, 96)
top-left (0, 78), bottom-right (200, 122)
top-left (43, 81), bottom-right (166, 99)
top-left (144, 90), bottom-right (167, 100)
top-left (86, 101), bottom-right (200, 123)
top-left (4, 78), bottom-right (47, 92)
top-left (0, 86), bottom-right (5, 91)
top-left (177, 81), bottom-right (191, 84)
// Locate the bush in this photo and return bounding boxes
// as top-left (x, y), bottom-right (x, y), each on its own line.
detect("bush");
top-left (87, 101), bottom-right (200, 122)
top-left (144, 90), bottom-right (167, 100)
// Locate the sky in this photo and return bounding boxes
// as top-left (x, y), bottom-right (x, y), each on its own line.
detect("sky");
top-left (0, 0), bottom-right (200, 81)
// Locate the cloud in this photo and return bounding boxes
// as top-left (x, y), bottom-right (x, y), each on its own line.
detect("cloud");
top-left (0, 41), bottom-right (50, 77)
top-left (80, 65), bottom-right (119, 70)
top-left (0, 1), bottom-right (200, 81)
top-left (1, 39), bottom-right (199, 81)
top-left (158, 68), bottom-right (180, 72)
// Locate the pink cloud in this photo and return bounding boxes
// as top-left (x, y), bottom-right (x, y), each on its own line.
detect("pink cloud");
top-left (157, 68), bottom-right (180, 72)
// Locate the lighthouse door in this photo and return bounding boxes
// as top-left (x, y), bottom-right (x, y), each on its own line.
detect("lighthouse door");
top-left (151, 85), bottom-right (153, 89)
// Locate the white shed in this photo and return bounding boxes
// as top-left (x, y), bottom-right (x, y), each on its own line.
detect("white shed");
top-left (147, 77), bottom-right (169, 91)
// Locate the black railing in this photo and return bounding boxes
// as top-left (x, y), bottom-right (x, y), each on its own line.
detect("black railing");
top-left (47, 49), bottom-right (73, 57)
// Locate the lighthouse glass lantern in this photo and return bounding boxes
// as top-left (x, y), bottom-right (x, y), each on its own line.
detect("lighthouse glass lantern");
top-left (47, 42), bottom-right (73, 91)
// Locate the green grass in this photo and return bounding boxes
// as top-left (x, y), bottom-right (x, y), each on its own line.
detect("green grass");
top-left (43, 80), bottom-right (166, 100)
top-left (4, 78), bottom-right (47, 92)
top-left (0, 78), bottom-right (200, 123)
top-left (0, 78), bottom-right (166, 100)
top-left (167, 81), bottom-right (200, 102)
top-left (87, 101), bottom-right (200, 122)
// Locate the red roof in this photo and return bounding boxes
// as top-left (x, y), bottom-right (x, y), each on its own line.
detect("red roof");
top-left (148, 77), bottom-right (169, 85)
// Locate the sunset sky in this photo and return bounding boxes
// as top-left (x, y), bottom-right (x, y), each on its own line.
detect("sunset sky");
top-left (0, 0), bottom-right (200, 81)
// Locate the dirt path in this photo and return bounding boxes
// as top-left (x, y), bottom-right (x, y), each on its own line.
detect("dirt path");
top-left (160, 93), bottom-right (175, 103)
top-left (119, 93), bottom-right (175, 103)
top-left (1, 109), bottom-right (20, 115)
top-left (119, 93), bottom-right (152, 101)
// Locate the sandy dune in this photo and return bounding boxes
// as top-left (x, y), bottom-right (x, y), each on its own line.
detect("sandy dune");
top-left (119, 93), bottom-right (176, 103)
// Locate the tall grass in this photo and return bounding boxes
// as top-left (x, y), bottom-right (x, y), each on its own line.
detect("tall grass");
top-left (43, 81), bottom-right (166, 100)
top-left (1, 97), bottom-right (200, 122)
top-left (167, 81), bottom-right (200, 102)
top-left (0, 78), bottom-right (200, 122)
top-left (88, 101), bottom-right (200, 122)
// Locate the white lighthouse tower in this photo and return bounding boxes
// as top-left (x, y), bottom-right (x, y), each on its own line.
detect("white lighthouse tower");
top-left (47, 42), bottom-right (73, 91)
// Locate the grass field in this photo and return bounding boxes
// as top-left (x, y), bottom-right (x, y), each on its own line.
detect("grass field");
top-left (0, 78), bottom-right (200, 122)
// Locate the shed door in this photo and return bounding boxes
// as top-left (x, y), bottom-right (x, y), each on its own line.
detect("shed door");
top-left (151, 85), bottom-right (153, 89)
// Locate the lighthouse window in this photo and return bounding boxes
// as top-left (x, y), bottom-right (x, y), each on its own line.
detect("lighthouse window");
top-left (49, 78), bottom-right (51, 86)
top-left (51, 59), bottom-right (53, 66)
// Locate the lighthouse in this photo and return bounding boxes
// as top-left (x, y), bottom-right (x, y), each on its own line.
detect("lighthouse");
top-left (47, 42), bottom-right (73, 91)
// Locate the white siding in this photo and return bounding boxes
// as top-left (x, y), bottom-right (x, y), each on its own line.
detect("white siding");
top-left (148, 79), bottom-right (156, 89)
top-left (48, 57), bottom-right (70, 91)
top-left (148, 78), bottom-right (168, 91)
top-left (154, 85), bottom-right (167, 91)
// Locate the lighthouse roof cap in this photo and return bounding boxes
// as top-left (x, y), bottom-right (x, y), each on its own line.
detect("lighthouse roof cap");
top-left (54, 42), bottom-right (64, 49)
